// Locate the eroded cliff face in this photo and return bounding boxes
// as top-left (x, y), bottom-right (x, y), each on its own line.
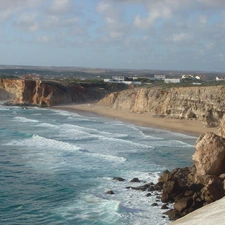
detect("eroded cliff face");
top-left (98, 86), bottom-right (225, 127)
top-left (0, 78), bottom-right (127, 107)
top-left (0, 79), bottom-right (111, 106)
top-left (0, 79), bottom-right (72, 106)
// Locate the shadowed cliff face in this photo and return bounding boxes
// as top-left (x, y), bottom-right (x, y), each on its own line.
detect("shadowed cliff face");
top-left (0, 79), bottom-right (127, 107)
top-left (98, 86), bottom-right (225, 127)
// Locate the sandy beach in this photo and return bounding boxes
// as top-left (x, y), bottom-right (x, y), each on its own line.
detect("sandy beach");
top-left (53, 103), bottom-right (218, 137)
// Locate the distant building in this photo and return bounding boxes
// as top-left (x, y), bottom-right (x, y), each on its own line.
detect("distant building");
top-left (22, 73), bottom-right (40, 80)
top-left (181, 74), bottom-right (193, 79)
top-left (164, 78), bottom-right (181, 83)
top-left (154, 74), bottom-right (166, 80)
top-left (112, 76), bottom-right (126, 81)
top-left (104, 78), bottom-right (141, 85)
top-left (216, 77), bottom-right (225, 81)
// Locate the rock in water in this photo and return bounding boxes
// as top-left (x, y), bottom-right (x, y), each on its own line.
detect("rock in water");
top-left (193, 132), bottom-right (225, 176)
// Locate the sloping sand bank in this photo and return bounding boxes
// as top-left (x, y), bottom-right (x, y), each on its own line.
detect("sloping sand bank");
top-left (53, 104), bottom-right (218, 136)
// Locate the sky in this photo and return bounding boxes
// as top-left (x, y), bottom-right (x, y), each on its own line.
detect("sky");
top-left (1, 0), bottom-right (225, 72)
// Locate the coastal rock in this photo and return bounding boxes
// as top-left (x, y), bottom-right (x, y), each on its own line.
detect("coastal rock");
top-left (218, 115), bottom-right (225, 138)
top-left (0, 78), bottom-right (127, 107)
top-left (200, 177), bottom-right (224, 203)
top-left (193, 132), bottom-right (225, 176)
top-left (174, 196), bottom-right (193, 212)
top-left (106, 190), bottom-right (115, 195)
top-left (113, 177), bottom-right (125, 181)
top-left (156, 165), bottom-right (225, 221)
top-left (130, 178), bottom-right (140, 182)
top-left (98, 86), bottom-right (225, 127)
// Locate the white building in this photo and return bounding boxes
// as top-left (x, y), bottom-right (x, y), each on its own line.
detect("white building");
top-left (112, 76), bottom-right (126, 81)
top-left (216, 77), bottom-right (225, 81)
top-left (164, 78), bottom-right (181, 83)
top-left (154, 74), bottom-right (166, 80)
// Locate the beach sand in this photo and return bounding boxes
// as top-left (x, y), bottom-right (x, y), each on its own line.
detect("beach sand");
top-left (53, 103), bottom-right (218, 137)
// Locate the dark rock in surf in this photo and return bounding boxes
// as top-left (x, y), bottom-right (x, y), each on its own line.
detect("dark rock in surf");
top-left (130, 178), bottom-right (140, 182)
top-left (113, 177), bottom-right (125, 181)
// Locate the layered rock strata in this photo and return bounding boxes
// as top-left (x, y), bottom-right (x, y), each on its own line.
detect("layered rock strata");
top-left (0, 79), bottom-right (126, 107)
top-left (98, 86), bottom-right (225, 127)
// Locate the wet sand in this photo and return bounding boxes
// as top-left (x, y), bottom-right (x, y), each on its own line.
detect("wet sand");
top-left (53, 103), bottom-right (218, 137)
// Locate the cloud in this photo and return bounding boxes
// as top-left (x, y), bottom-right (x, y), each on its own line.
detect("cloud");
top-left (134, 8), bottom-right (171, 29)
top-left (1, 0), bottom-right (225, 70)
top-left (0, 0), bottom-right (44, 21)
top-left (13, 13), bottom-right (40, 32)
top-left (48, 0), bottom-right (74, 15)
top-left (170, 33), bottom-right (194, 43)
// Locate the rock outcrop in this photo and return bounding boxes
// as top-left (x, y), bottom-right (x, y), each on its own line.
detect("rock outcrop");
top-left (0, 78), bottom-right (126, 107)
top-left (152, 130), bottom-right (225, 221)
top-left (98, 86), bottom-right (225, 127)
top-left (193, 132), bottom-right (225, 176)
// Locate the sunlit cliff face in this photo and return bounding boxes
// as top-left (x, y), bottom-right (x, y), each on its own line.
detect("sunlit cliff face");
top-left (98, 86), bottom-right (225, 127)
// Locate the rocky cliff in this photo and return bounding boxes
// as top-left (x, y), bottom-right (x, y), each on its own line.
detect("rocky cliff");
top-left (0, 78), bottom-right (126, 107)
top-left (98, 86), bottom-right (225, 127)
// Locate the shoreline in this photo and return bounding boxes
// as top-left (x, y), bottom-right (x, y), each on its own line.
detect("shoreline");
top-left (52, 103), bottom-right (218, 137)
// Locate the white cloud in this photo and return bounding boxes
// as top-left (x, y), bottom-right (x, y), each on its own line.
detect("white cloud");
top-left (48, 0), bottom-right (74, 14)
top-left (96, 1), bottom-right (128, 40)
top-left (134, 6), bottom-right (172, 29)
top-left (0, 0), bottom-right (44, 21)
top-left (13, 13), bottom-right (39, 32)
top-left (171, 33), bottom-right (194, 42)
top-left (97, 2), bottom-right (111, 12)
top-left (37, 35), bottom-right (51, 44)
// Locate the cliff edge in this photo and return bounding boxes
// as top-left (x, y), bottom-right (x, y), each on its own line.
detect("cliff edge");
top-left (0, 78), bottom-right (126, 107)
top-left (98, 86), bottom-right (225, 127)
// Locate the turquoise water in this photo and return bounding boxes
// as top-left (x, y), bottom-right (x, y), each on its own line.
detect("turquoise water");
top-left (0, 104), bottom-right (196, 225)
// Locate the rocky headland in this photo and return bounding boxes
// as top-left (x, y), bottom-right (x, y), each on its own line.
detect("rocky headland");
top-left (0, 78), bottom-right (127, 107)
top-left (112, 128), bottom-right (225, 221)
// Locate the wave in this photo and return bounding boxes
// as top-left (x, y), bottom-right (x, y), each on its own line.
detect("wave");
top-left (51, 109), bottom-right (82, 117)
top-left (151, 139), bottom-right (194, 148)
top-left (36, 123), bottom-right (58, 129)
top-left (14, 116), bottom-right (39, 123)
top-left (97, 135), bottom-right (154, 149)
top-left (5, 134), bottom-right (81, 151)
top-left (90, 153), bottom-right (126, 163)
top-left (59, 124), bottom-right (129, 139)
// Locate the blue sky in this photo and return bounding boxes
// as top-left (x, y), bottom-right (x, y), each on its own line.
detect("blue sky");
top-left (1, 0), bottom-right (225, 72)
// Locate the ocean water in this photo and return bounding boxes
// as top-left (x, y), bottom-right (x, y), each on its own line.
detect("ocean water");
top-left (0, 103), bottom-right (196, 225)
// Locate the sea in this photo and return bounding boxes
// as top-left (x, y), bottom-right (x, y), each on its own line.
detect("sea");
top-left (0, 103), bottom-right (196, 225)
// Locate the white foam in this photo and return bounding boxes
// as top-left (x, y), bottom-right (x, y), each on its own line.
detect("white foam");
top-left (51, 109), bottom-right (82, 118)
top-left (151, 139), bottom-right (194, 148)
top-left (59, 124), bottom-right (129, 140)
top-left (91, 153), bottom-right (126, 163)
top-left (55, 171), bottom-right (170, 225)
top-left (97, 135), bottom-right (154, 149)
top-left (36, 123), bottom-right (58, 129)
top-left (14, 116), bottom-right (39, 123)
top-left (6, 134), bottom-right (81, 151)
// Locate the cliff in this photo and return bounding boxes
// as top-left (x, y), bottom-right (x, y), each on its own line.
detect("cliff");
top-left (98, 86), bottom-right (225, 127)
top-left (0, 78), bottom-right (126, 107)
